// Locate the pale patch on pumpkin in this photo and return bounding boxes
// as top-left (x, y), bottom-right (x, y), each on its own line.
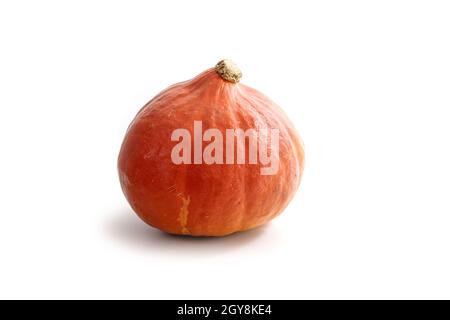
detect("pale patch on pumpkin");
top-left (178, 196), bottom-right (191, 235)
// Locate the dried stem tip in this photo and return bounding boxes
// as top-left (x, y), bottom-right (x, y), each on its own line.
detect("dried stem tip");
top-left (215, 59), bottom-right (242, 83)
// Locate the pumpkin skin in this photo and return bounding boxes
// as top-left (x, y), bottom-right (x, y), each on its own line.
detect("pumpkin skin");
top-left (118, 60), bottom-right (304, 236)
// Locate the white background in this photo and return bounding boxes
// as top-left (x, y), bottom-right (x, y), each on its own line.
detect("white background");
top-left (1, 1), bottom-right (449, 299)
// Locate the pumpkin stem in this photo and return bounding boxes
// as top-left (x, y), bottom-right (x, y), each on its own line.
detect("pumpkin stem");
top-left (215, 59), bottom-right (242, 83)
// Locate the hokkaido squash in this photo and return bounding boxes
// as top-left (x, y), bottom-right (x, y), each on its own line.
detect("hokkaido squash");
top-left (118, 59), bottom-right (304, 236)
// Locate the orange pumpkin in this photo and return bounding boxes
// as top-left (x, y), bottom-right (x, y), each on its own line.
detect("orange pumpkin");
top-left (118, 60), bottom-right (304, 236)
